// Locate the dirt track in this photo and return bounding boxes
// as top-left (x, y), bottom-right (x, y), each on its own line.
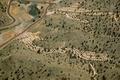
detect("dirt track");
top-left (0, 1), bottom-right (53, 49)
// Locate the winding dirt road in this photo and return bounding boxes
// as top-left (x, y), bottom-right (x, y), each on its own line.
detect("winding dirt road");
top-left (7, 0), bottom-right (16, 25)
top-left (0, 0), bottom-right (16, 30)
top-left (0, 1), bottom-right (53, 49)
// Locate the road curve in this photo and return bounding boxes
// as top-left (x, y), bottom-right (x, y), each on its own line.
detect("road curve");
top-left (0, 3), bottom-right (52, 49)
top-left (0, 0), bottom-right (16, 30)
top-left (7, 0), bottom-right (16, 24)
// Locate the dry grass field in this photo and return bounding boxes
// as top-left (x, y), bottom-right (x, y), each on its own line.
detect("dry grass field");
top-left (0, 0), bottom-right (120, 80)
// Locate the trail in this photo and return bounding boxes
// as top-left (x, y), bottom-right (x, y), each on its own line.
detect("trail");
top-left (0, 3), bottom-right (52, 49)
top-left (0, 0), bottom-right (16, 30)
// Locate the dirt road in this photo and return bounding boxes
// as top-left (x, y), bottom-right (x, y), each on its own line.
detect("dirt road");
top-left (0, 2), bottom-right (52, 49)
